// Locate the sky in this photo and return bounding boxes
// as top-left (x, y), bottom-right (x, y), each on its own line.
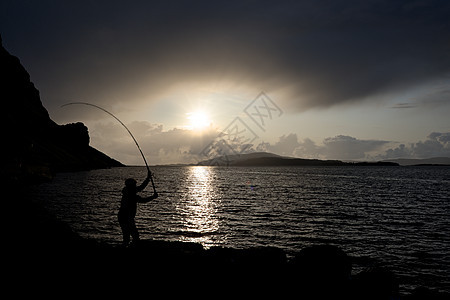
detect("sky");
top-left (1, 0), bottom-right (449, 165)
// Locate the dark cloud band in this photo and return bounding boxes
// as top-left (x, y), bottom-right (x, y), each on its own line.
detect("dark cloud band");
top-left (2, 0), bottom-right (449, 113)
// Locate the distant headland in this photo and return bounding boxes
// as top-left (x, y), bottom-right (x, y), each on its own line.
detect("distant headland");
top-left (0, 35), bottom-right (123, 185)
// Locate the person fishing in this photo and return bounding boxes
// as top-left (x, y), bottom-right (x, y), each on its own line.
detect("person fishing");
top-left (61, 102), bottom-right (159, 247)
top-left (118, 169), bottom-right (158, 247)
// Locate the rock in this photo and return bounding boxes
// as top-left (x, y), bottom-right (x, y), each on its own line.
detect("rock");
top-left (352, 267), bottom-right (399, 300)
top-left (55, 122), bottom-right (90, 148)
top-left (206, 245), bottom-right (286, 267)
top-left (289, 245), bottom-right (352, 297)
top-left (0, 36), bottom-right (123, 185)
top-left (291, 244), bottom-right (351, 280)
top-left (404, 287), bottom-right (450, 300)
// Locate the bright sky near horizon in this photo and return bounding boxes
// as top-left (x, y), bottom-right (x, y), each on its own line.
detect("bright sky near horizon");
top-left (1, 0), bottom-right (449, 165)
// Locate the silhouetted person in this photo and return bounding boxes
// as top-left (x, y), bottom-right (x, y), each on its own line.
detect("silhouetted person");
top-left (118, 170), bottom-right (158, 247)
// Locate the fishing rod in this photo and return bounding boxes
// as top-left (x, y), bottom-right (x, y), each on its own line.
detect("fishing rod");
top-left (61, 102), bottom-right (157, 193)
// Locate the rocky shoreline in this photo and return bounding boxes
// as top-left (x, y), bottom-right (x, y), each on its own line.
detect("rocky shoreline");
top-left (7, 193), bottom-right (447, 299)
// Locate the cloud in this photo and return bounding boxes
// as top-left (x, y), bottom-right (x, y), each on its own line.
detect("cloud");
top-left (256, 133), bottom-right (389, 160)
top-left (89, 121), bottom-right (220, 165)
top-left (383, 144), bottom-right (412, 159)
top-left (256, 132), bottom-right (450, 161)
top-left (88, 122), bottom-right (450, 164)
top-left (256, 134), bottom-right (300, 156)
top-left (379, 132), bottom-right (450, 159)
top-left (411, 132), bottom-right (450, 158)
top-left (390, 103), bottom-right (418, 109)
top-left (3, 0), bottom-right (449, 113)
top-left (321, 135), bottom-right (389, 160)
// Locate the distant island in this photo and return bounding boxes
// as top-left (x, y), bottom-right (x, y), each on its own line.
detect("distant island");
top-left (382, 157), bottom-right (450, 166)
top-left (197, 152), bottom-right (399, 167)
top-left (196, 152), bottom-right (450, 167)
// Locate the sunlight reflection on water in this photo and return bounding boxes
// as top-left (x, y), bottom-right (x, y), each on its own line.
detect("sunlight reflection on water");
top-left (176, 166), bottom-right (220, 246)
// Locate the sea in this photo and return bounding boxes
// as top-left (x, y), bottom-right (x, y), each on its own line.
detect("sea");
top-left (25, 165), bottom-right (450, 294)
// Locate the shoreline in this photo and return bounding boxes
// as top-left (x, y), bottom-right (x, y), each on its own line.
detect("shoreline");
top-left (7, 194), bottom-right (448, 299)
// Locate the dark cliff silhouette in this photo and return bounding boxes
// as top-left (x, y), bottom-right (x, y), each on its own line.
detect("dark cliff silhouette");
top-left (0, 35), bottom-right (123, 184)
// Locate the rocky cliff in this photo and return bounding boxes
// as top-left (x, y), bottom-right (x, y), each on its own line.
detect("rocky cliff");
top-left (0, 35), bottom-right (123, 184)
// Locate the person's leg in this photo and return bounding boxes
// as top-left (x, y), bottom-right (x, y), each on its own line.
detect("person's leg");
top-left (120, 222), bottom-right (131, 246)
top-left (129, 218), bottom-right (140, 244)
top-left (119, 213), bottom-right (131, 247)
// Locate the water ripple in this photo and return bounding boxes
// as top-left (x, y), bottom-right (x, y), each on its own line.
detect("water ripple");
top-left (26, 166), bottom-right (450, 294)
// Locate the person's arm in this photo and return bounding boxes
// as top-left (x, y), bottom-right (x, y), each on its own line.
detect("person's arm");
top-left (137, 168), bottom-right (153, 192)
top-left (136, 176), bottom-right (150, 192)
top-left (137, 192), bottom-right (158, 203)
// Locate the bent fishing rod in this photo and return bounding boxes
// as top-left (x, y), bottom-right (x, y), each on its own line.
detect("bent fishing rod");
top-left (61, 102), bottom-right (157, 193)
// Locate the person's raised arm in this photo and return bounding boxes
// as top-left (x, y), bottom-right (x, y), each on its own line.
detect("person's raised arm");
top-left (137, 191), bottom-right (158, 203)
top-left (136, 173), bottom-right (150, 192)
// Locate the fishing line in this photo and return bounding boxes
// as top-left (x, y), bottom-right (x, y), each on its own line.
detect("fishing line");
top-left (61, 102), bottom-right (157, 193)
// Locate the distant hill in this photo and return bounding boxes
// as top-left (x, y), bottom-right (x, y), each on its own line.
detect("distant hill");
top-left (197, 152), bottom-right (398, 167)
top-left (383, 157), bottom-right (450, 166)
top-left (197, 152), bottom-right (281, 166)
top-left (1, 35), bottom-right (123, 184)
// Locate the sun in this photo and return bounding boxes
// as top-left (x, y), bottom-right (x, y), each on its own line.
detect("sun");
top-left (186, 110), bottom-right (211, 130)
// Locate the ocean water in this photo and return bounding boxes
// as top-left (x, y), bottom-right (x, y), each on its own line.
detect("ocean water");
top-left (26, 166), bottom-right (450, 294)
